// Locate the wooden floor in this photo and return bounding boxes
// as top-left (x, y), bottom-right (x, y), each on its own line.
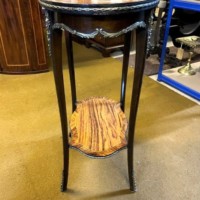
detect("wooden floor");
top-left (0, 43), bottom-right (200, 200)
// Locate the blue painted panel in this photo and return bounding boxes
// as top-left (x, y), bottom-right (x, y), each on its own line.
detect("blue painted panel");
top-left (157, 0), bottom-right (200, 101)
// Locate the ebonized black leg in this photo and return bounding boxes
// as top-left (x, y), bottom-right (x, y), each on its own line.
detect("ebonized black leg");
top-left (127, 27), bottom-right (147, 192)
top-left (65, 32), bottom-right (77, 112)
top-left (52, 28), bottom-right (69, 192)
top-left (120, 31), bottom-right (132, 112)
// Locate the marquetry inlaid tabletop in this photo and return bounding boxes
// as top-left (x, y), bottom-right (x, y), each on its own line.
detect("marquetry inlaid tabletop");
top-left (39, 0), bottom-right (159, 14)
top-left (70, 97), bottom-right (128, 157)
top-left (40, 0), bottom-right (146, 4)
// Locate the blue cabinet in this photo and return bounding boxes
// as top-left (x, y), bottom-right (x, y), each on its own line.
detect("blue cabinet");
top-left (157, 0), bottom-right (200, 100)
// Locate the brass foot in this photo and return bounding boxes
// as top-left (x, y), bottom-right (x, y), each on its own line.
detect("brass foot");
top-left (61, 170), bottom-right (67, 192)
top-left (130, 172), bottom-right (137, 192)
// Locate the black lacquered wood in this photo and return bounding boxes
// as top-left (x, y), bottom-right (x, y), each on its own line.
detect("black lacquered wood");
top-left (127, 24), bottom-right (148, 192)
top-left (120, 31), bottom-right (132, 112)
top-left (65, 32), bottom-right (77, 112)
top-left (51, 25), bottom-right (69, 192)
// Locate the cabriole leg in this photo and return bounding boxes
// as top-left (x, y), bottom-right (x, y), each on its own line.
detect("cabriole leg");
top-left (128, 27), bottom-right (148, 192)
top-left (51, 28), bottom-right (69, 192)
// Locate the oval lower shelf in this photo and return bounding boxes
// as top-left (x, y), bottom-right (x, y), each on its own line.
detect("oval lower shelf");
top-left (69, 97), bottom-right (128, 157)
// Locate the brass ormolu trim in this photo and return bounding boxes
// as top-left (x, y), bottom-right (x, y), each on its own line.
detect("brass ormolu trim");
top-left (52, 21), bottom-right (146, 39)
top-left (39, 0), bottom-right (159, 14)
top-left (44, 9), bottom-right (52, 56)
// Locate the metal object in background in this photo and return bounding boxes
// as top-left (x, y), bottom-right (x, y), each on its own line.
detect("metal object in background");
top-left (148, 0), bottom-right (200, 68)
top-left (178, 51), bottom-right (196, 75)
top-left (176, 36), bottom-right (200, 75)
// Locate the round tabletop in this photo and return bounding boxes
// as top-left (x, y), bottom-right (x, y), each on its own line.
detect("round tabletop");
top-left (39, 0), bottom-right (159, 15)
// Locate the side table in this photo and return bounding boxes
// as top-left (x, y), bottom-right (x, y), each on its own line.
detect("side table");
top-left (39, 0), bottom-right (159, 192)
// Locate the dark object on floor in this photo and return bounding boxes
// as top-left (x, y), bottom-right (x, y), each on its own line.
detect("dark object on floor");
top-left (169, 9), bottom-right (200, 48)
top-left (148, 1), bottom-right (200, 67)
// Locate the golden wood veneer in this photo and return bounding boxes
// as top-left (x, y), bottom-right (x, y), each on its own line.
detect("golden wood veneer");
top-left (70, 97), bottom-right (128, 157)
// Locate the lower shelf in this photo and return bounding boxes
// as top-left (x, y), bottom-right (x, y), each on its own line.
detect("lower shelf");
top-left (70, 97), bottom-right (128, 157)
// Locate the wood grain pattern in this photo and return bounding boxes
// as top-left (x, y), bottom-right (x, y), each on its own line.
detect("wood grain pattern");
top-left (70, 97), bottom-right (128, 157)
top-left (43, 0), bottom-right (146, 5)
top-left (0, 0), bottom-right (48, 73)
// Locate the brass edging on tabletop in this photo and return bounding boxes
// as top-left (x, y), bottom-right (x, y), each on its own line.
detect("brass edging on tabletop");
top-left (39, 0), bottom-right (159, 14)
